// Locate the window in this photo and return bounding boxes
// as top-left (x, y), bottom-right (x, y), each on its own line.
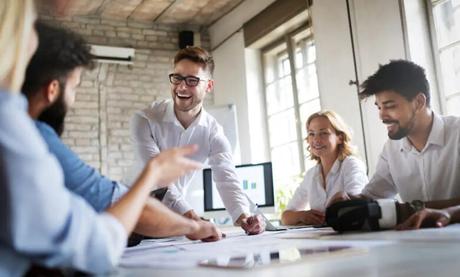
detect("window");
top-left (430, 0), bottom-right (460, 115)
top-left (262, 27), bottom-right (321, 208)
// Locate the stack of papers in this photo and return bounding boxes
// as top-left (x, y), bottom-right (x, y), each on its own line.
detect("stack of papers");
top-left (120, 228), bottom-right (392, 269)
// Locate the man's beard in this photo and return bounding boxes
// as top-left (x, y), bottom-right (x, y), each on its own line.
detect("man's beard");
top-left (38, 92), bottom-right (68, 137)
top-left (384, 112), bottom-right (416, 140)
top-left (387, 122), bottom-right (409, 140)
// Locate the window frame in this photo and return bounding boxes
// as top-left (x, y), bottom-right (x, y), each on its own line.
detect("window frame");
top-left (261, 24), bottom-right (319, 183)
top-left (426, 0), bottom-right (460, 114)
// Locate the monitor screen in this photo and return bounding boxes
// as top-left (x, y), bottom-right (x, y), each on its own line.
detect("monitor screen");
top-left (203, 162), bottom-right (274, 211)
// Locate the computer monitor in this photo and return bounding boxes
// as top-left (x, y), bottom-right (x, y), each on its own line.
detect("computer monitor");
top-left (203, 162), bottom-right (275, 215)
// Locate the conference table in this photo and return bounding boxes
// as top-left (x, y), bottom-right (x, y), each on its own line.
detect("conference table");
top-left (112, 224), bottom-right (460, 277)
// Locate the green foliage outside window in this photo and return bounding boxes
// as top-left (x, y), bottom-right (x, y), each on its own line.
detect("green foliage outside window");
top-left (275, 173), bottom-right (304, 212)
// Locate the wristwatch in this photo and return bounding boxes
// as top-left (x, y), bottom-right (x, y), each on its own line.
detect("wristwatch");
top-left (409, 200), bottom-right (425, 213)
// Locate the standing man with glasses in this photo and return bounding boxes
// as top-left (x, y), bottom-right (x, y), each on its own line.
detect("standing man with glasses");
top-left (130, 47), bottom-right (265, 236)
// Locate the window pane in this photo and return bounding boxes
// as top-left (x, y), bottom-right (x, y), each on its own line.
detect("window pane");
top-left (439, 44), bottom-right (460, 97)
top-left (295, 47), bottom-right (305, 69)
top-left (264, 56), bottom-right (276, 84)
top-left (446, 93), bottom-right (460, 116)
top-left (304, 156), bottom-right (318, 173)
top-left (271, 142), bottom-right (301, 181)
top-left (295, 49), bottom-right (304, 69)
top-left (265, 76), bottom-right (294, 115)
top-left (299, 99), bottom-right (321, 171)
top-left (432, 0), bottom-right (460, 48)
top-left (263, 29), bottom-right (321, 203)
top-left (263, 43), bottom-right (287, 84)
top-left (297, 64), bottom-right (320, 103)
top-left (268, 108), bottom-right (297, 146)
top-left (278, 54), bottom-right (291, 77)
top-left (306, 42), bottom-right (316, 63)
top-left (299, 99), bottom-right (322, 139)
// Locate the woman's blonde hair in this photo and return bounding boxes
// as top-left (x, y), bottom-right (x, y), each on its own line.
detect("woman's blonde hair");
top-left (306, 110), bottom-right (356, 163)
top-left (0, 0), bottom-right (36, 92)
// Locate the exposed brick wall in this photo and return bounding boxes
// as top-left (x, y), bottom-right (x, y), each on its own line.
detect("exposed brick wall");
top-left (38, 15), bottom-right (213, 182)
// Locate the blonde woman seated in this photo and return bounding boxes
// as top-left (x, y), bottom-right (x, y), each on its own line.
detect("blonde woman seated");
top-left (281, 111), bottom-right (368, 226)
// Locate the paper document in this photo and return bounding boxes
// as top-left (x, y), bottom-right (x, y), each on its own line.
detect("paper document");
top-left (120, 228), bottom-right (392, 269)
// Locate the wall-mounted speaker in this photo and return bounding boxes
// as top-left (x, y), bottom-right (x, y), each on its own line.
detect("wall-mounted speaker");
top-left (178, 30), bottom-right (194, 49)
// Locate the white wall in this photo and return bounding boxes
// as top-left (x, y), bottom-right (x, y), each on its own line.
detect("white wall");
top-left (209, 0), bottom-right (276, 49)
top-left (210, 1), bottom-right (276, 164)
top-left (312, 0), bottom-right (407, 175)
top-left (245, 48), bottom-right (270, 163)
top-left (311, 0), bottom-right (366, 168)
top-left (352, 0), bottom-right (407, 175)
top-left (213, 31), bottom-right (253, 164)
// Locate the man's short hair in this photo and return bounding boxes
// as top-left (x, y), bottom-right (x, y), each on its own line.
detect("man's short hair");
top-left (360, 60), bottom-right (430, 106)
top-left (174, 46), bottom-right (215, 76)
top-left (21, 21), bottom-right (94, 97)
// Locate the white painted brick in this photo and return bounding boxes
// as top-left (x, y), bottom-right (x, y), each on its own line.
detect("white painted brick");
top-left (101, 19), bottom-right (127, 27)
top-left (40, 15), bottom-right (210, 180)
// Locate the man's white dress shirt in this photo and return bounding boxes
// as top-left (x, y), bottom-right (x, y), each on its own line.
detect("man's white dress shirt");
top-left (362, 113), bottom-right (460, 202)
top-left (130, 99), bottom-right (249, 222)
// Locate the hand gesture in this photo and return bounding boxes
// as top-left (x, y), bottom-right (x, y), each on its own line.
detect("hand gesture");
top-left (241, 214), bottom-right (265, 235)
top-left (144, 145), bottom-right (202, 190)
top-left (396, 208), bottom-right (451, 230)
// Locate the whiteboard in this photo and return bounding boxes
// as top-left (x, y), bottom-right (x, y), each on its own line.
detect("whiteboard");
top-left (206, 104), bottom-right (241, 163)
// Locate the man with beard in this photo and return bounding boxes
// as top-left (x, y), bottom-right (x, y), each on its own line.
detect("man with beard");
top-left (329, 60), bottom-right (460, 226)
top-left (130, 46), bottom-right (265, 235)
top-left (22, 21), bottom-right (222, 243)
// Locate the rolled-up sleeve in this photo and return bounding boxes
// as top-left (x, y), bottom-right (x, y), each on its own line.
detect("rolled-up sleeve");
top-left (111, 182), bottom-right (129, 204)
top-left (208, 127), bottom-right (249, 222)
top-left (127, 112), bottom-right (161, 186)
top-left (131, 112), bottom-right (160, 164)
top-left (36, 122), bottom-right (121, 212)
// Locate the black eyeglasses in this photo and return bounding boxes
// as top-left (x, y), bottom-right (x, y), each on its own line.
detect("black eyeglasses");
top-left (168, 73), bottom-right (207, 87)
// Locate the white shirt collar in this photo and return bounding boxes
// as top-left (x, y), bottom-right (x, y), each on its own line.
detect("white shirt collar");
top-left (313, 158), bottom-right (341, 183)
top-left (164, 100), bottom-right (207, 129)
top-left (330, 158), bottom-right (341, 174)
top-left (400, 112), bottom-right (444, 152)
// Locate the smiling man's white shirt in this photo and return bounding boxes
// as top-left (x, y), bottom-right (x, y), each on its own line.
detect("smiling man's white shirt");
top-left (129, 99), bottom-right (249, 222)
top-left (362, 113), bottom-right (460, 201)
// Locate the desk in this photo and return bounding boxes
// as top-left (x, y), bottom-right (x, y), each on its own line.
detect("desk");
top-left (113, 225), bottom-right (460, 277)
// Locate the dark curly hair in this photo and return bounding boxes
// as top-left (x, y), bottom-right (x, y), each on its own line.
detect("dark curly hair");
top-left (21, 20), bottom-right (94, 98)
top-left (360, 60), bottom-right (430, 106)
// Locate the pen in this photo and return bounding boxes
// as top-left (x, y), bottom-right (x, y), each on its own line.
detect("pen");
top-left (245, 194), bottom-right (268, 221)
top-left (244, 193), bottom-right (286, 231)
